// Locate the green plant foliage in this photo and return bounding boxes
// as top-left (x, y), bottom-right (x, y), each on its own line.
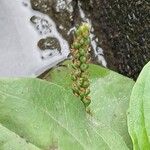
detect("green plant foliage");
top-left (0, 124), bottom-right (40, 150)
top-left (44, 61), bottom-right (135, 149)
top-left (0, 78), bottom-right (132, 150)
top-left (0, 63), bottom-right (134, 150)
top-left (127, 61), bottom-right (150, 150)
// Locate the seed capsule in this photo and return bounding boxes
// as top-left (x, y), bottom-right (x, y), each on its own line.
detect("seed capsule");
top-left (80, 64), bottom-right (89, 71)
top-left (82, 98), bottom-right (91, 107)
top-left (71, 75), bottom-right (77, 81)
top-left (79, 48), bottom-right (86, 56)
top-left (74, 70), bottom-right (81, 77)
top-left (74, 53), bottom-right (80, 59)
top-left (76, 80), bottom-right (83, 88)
top-left (82, 81), bottom-right (90, 88)
top-left (73, 42), bottom-right (80, 49)
top-left (76, 29), bottom-right (82, 37)
top-left (72, 85), bottom-right (79, 95)
top-left (85, 88), bottom-right (90, 96)
top-left (80, 56), bottom-right (87, 63)
top-left (74, 60), bottom-right (80, 68)
top-left (79, 90), bottom-right (86, 98)
top-left (85, 37), bottom-right (90, 44)
top-left (80, 73), bottom-right (88, 79)
top-left (80, 39), bottom-right (85, 45)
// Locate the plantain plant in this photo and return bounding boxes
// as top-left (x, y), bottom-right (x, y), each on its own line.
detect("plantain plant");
top-left (0, 24), bottom-right (150, 150)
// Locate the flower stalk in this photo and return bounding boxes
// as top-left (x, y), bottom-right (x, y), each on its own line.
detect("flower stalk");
top-left (71, 23), bottom-right (91, 108)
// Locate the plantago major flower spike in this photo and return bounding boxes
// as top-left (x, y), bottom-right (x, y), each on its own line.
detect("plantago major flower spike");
top-left (71, 23), bottom-right (91, 108)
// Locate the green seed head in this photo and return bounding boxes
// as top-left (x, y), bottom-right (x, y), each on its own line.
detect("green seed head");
top-left (71, 23), bottom-right (91, 109)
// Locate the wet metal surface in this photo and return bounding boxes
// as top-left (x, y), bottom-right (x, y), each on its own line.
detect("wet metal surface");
top-left (0, 0), bottom-right (69, 76)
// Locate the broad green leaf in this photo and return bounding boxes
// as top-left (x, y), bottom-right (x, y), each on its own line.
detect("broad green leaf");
top-left (0, 78), bottom-right (130, 150)
top-left (44, 61), bottom-right (135, 149)
top-left (0, 124), bottom-right (40, 150)
top-left (127, 61), bottom-right (150, 150)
